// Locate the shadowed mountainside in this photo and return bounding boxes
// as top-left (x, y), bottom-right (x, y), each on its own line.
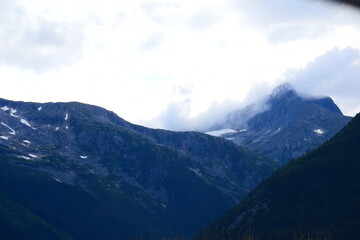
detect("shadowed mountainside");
top-left (195, 112), bottom-right (360, 240)
top-left (0, 98), bottom-right (276, 240)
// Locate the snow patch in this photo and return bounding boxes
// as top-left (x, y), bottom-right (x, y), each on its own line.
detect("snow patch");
top-left (314, 129), bottom-right (324, 135)
top-left (239, 129), bottom-right (247, 133)
top-left (1, 106), bottom-right (9, 111)
top-left (205, 129), bottom-right (237, 137)
top-left (10, 108), bottom-right (19, 118)
top-left (189, 168), bottom-right (202, 177)
top-left (20, 155), bottom-right (31, 160)
top-left (53, 177), bottom-right (62, 183)
top-left (20, 119), bottom-right (31, 127)
top-left (1, 122), bottom-right (16, 135)
top-left (28, 154), bottom-right (38, 158)
top-left (23, 140), bottom-right (31, 145)
top-left (0, 136), bottom-right (9, 140)
top-left (38, 106), bottom-right (42, 111)
top-left (1, 107), bottom-right (19, 117)
top-left (80, 156), bottom-right (88, 159)
top-left (20, 119), bottom-right (36, 130)
top-left (55, 127), bottom-right (60, 131)
top-left (65, 113), bottom-right (68, 121)
top-left (65, 126), bottom-right (69, 129)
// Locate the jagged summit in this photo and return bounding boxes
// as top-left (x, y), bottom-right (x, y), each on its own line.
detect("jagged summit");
top-left (269, 82), bottom-right (298, 98)
top-left (267, 84), bottom-right (343, 115)
top-left (205, 83), bottom-right (351, 163)
top-left (310, 96), bottom-right (343, 115)
top-left (266, 83), bottom-right (343, 115)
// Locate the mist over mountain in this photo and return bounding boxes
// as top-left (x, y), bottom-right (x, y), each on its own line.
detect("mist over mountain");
top-left (205, 83), bottom-right (351, 164)
top-left (195, 112), bottom-right (360, 240)
top-left (0, 98), bottom-right (276, 240)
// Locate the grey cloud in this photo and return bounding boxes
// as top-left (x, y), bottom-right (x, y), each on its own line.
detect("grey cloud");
top-left (289, 47), bottom-right (360, 115)
top-left (267, 23), bottom-right (331, 44)
top-left (231, 0), bottom-right (333, 27)
top-left (152, 98), bottom-right (240, 131)
top-left (230, 0), bottom-right (360, 43)
top-left (0, 0), bottom-right (84, 72)
top-left (152, 46), bottom-right (360, 131)
top-left (139, 32), bottom-right (164, 51)
top-left (149, 82), bottom-right (276, 131)
top-left (155, 98), bottom-right (192, 131)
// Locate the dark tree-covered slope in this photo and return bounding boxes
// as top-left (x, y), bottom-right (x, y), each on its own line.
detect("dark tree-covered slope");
top-left (195, 113), bottom-right (360, 240)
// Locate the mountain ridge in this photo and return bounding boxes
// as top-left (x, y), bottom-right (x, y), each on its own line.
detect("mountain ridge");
top-left (0, 97), bottom-right (276, 239)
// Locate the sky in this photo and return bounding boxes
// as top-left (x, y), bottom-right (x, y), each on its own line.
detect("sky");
top-left (1, 0), bottom-right (360, 130)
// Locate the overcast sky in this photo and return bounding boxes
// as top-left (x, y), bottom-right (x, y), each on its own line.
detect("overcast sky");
top-left (1, 0), bottom-right (360, 130)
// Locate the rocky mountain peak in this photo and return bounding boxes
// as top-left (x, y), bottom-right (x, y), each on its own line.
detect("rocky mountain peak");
top-left (267, 83), bottom-right (343, 115)
top-left (204, 83), bottom-right (351, 164)
top-left (269, 82), bottom-right (298, 99)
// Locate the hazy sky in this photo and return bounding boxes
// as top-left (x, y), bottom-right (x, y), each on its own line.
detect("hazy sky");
top-left (1, 0), bottom-right (360, 130)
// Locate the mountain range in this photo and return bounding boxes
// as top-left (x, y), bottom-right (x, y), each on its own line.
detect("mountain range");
top-left (0, 83), bottom-right (355, 240)
top-left (0, 97), bottom-right (276, 240)
top-left (205, 83), bottom-right (351, 164)
top-left (195, 112), bottom-right (360, 240)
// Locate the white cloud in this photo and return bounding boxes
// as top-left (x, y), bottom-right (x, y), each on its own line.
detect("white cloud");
top-left (148, 81), bottom-right (275, 131)
top-left (141, 1), bottom-right (182, 24)
top-left (139, 32), bottom-right (164, 51)
top-left (150, 97), bottom-right (242, 131)
top-left (0, 0), bottom-right (84, 72)
top-left (0, 0), bottom-right (360, 130)
top-left (187, 9), bottom-right (220, 31)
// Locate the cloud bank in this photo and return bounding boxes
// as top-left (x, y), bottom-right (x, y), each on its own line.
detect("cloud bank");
top-left (290, 47), bottom-right (360, 116)
top-left (151, 47), bottom-right (360, 131)
top-left (0, 0), bottom-right (359, 130)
